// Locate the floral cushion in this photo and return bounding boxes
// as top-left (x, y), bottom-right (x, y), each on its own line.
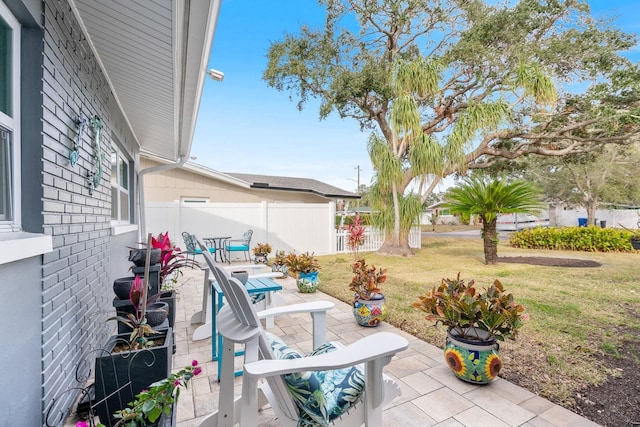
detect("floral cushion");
top-left (265, 333), bottom-right (365, 426)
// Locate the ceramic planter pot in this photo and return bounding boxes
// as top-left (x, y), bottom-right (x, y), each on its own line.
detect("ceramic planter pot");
top-left (254, 253), bottom-right (268, 264)
top-left (445, 327), bottom-right (501, 384)
top-left (113, 276), bottom-right (141, 300)
top-left (630, 238), bottom-right (640, 250)
top-left (296, 271), bottom-right (319, 293)
top-left (128, 248), bottom-right (162, 267)
top-left (231, 270), bottom-right (249, 284)
top-left (271, 263), bottom-right (288, 278)
top-left (145, 301), bottom-right (169, 327)
top-left (352, 293), bottom-right (387, 327)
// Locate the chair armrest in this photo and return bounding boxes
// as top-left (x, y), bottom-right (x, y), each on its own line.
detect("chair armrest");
top-left (258, 301), bottom-right (334, 348)
top-left (244, 332), bottom-right (408, 377)
top-left (257, 301), bottom-right (334, 319)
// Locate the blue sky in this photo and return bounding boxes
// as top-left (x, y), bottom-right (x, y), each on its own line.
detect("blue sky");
top-left (190, 0), bottom-right (639, 194)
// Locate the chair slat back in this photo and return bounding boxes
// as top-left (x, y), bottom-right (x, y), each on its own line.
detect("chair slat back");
top-left (182, 232), bottom-right (197, 252)
top-left (242, 229), bottom-right (253, 246)
top-left (195, 236), bottom-right (300, 421)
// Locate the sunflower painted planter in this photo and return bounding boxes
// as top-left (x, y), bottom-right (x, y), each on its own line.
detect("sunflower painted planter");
top-left (296, 271), bottom-right (319, 293)
top-left (352, 294), bottom-right (387, 327)
top-left (444, 327), bottom-right (501, 384)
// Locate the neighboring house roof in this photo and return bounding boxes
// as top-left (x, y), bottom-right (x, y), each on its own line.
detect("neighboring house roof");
top-left (145, 158), bottom-right (360, 199)
top-left (70, 1), bottom-right (221, 162)
top-left (226, 173), bottom-right (360, 200)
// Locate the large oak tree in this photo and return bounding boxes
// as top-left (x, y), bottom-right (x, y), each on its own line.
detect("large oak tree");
top-left (264, 0), bottom-right (640, 255)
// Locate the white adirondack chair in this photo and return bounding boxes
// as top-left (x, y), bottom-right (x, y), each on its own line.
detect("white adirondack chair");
top-left (195, 238), bottom-right (409, 427)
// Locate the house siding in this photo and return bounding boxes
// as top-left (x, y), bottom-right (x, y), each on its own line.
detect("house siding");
top-left (141, 158), bottom-right (331, 203)
top-left (36, 1), bottom-right (138, 423)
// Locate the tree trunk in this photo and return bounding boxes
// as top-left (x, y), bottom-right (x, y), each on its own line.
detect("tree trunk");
top-left (585, 199), bottom-right (597, 226)
top-left (378, 233), bottom-right (414, 256)
top-left (483, 219), bottom-right (498, 265)
top-left (391, 181), bottom-right (401, 246)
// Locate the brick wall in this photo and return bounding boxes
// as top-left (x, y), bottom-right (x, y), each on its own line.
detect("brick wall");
top-left (40, 1), bottom-right (138, 421)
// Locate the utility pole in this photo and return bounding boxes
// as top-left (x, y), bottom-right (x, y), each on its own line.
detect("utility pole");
top-left (355, 165), bottom-right (361, 210)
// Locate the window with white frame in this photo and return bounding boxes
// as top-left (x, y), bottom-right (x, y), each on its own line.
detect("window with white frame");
top-left (110, 147), bottom-right (131, 223)
top-left (0, 4), bottom-right (20, 230)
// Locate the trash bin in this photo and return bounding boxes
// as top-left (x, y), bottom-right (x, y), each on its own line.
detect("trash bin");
top-left (600, 220), bottom-right (607, 228)
top-left (578, 218), bottom-right (588, 227)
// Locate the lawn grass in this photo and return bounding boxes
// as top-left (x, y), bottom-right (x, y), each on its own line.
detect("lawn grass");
top-left (315, 237), bottom-right (640, 406)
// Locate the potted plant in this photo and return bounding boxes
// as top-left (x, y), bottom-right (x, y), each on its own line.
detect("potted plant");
top-left (94, 361), bottom-right (202, 427)
top-left (412, 273), bottom-right (527, 384)
top-left (349, 258), bottom-right (388, 327)
top-left (271, 250), bottom-right (288, 278)
top-left (95, 234), bottom-right (174, 427)
top-left (252, 242), bottom-right (272, 264)
top-left (284, 251), bottom-right (321, 293)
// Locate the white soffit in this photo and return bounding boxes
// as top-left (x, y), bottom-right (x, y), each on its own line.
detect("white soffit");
top-left (70, 0), bottom-right (220, 161)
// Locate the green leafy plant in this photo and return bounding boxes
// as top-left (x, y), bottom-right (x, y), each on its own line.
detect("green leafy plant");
top-left (412, 273), bottom-right (527, 341)
top-left (94, 360), bottom-right (202, 427)
top-left (272, 250), bottom-right (287, 265)
top-left (252, 242), bottom-right (272, 255)
top-left (284, 251), bottom-right (321, 276)
top-left (346, 214), bottom-right (366, 260)
top-left (349, 258), bottom-right (386, 300)
top-left (510, 226), bottom-right (637, 252)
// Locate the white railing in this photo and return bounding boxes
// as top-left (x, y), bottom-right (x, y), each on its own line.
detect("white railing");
top-left (335, 227), bottom-right (422, 253)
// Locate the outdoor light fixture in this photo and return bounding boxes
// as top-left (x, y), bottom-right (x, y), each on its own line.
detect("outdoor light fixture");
top-left (207, 68), bottom-right (224, 81)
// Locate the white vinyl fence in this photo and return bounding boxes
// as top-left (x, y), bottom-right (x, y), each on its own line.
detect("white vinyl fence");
top-left (145, 201), bottom-right (422, 258)
top-left (146, 201), bottom-right (336, 257)
top-left (335, 227), bottom-right (422, 253)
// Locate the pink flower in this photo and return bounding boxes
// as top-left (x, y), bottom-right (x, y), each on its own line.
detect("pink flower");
top-left (193, 367), bottom-right (202, 376)
top-left (174, 379), bottom-right (180, 386)
top-left (76, 422), bottom-right (89, 427)
top-left (191, 359), bottom-right (198, 367)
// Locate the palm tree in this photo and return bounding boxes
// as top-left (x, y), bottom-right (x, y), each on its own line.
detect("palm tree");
top-left (443, 177), bottom-right (544, 264)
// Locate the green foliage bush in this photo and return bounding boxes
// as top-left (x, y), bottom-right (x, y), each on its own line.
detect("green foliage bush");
top-left (509, 226), bottom-right (638, 252)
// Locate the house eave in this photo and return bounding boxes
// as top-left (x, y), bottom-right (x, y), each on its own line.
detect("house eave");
top-left (68, 0), bottom-right (221, 162)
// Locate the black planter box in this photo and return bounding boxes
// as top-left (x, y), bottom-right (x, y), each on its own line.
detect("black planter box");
top-left (160, 290), bottom-right (177, 328)
top-left (94, 328), bottom-right (173, 427)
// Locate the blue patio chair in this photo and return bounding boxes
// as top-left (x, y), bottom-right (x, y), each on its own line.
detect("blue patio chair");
top-left (223, 229), bottom-right (253, 263)
top-left (181, 232), bottom-right (215, 261)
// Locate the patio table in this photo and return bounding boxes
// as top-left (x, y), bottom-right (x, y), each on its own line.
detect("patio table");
top-left (203, 236), bottom-right (230, 263)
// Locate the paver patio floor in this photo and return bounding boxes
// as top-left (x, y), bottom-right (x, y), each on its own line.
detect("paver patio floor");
top-left (160, 265), bottom-right (600, 426)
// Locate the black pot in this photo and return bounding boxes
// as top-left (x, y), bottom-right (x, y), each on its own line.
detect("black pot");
top-left (113, 276), bottom-right (155, 300)
top-left (129, 248), bottom-right (162, 267)
top-left (145, 302), bottom-right (169, 327)
top-left (631, 238), bottom-right (640, 250)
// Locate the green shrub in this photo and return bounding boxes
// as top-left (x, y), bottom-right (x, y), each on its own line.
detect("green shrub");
top-left (509, 226), bottom-right (638, 252)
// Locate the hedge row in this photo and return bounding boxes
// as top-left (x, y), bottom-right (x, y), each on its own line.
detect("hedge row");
top-left (509, 226), bottom-right (638, 253)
